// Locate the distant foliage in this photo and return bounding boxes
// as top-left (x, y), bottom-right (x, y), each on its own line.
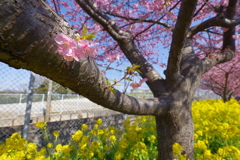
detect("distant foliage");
top-left (35, 80), bottom-right (74, 94)
top-left (201, 54), bottom-right (240, 102)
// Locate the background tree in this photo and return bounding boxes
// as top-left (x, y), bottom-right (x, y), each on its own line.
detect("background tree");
top-left (34, 80), bottom-right (49, 94)
top-left (0, 0), bottom-right (239, 159)
top-left (35, 79), bottom-right (74, 94)
top-left (200, 53), bottom-right (240, 102)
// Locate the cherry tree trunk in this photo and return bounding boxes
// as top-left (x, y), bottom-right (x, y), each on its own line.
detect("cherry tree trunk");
top-left (153, 80), bottom-right (197, 159)
top-left (156, 103), bottom-right (194, 159)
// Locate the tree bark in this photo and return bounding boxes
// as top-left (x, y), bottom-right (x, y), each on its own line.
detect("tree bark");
top-left (155, 88), bottom-right (196, 159)
top-left (156, 106), bottom-right (194, 159)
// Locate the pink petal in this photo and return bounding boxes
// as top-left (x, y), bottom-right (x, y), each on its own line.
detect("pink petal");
top-left (63, 55), bottom-right (74, 61)
top-left (130, 83), bottom-right (141, 88)
top-left (139, 78), bottom-right (148, 84)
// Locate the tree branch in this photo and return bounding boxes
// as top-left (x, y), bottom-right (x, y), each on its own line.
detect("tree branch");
top-left (201, 0), bottom-right (238, 73)
top-left (193, 1), bottom-right (208, 17)
top-left (202, 51), bottom-right (235, 73)
top-left (222, 0), bottom-right (238, 51)
top-left (165, 0), bottom-right (198, 86)
top-left (189, 17), bottom-right (240, 37)
top-left (103, 12), bottom-right (171, 29)
top-left (75, 0), bottom-right (130, 41)
top-left (0, 0), bottom-right (168, 115)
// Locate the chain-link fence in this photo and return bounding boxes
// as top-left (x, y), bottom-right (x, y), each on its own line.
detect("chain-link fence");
top-left (194, 89), bottom-right (221, 100)
top-left (0, 62), bottom-right (136, 142)
top-left (0, 62), bottom-right (220, 143)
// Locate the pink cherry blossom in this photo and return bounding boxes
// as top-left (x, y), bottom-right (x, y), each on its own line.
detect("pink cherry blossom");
top-left (54, 33), bottom-right (78, 61)
top-left (232, 35), bottom-right (240, 40)
top-left (55, 33), bottom-right (98, 61)
top-left (139, 78), bottom-right (148, 84)
top-left (201, 53), bottom-right (240, 99)
top-left (106, 53), bottom-right (121, 62)
top-left (130, 82), bottom-right (141, 88)
top-left (220, 0), bottom-right (228, 6)
top-left (75, 40), bottom-right (98, 59)
top-left (221, 27), bottom-right (229, 32)
top-left (130, 78), bottom-right (148, 88)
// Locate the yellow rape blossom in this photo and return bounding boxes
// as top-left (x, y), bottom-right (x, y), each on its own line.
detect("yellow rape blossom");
top-left (55, 144), bottom-right (63, 152)
top-left (72, 130), bottom-right (83, 142)
top-left (81, 124), bottom-right (88, 131)
top-left (35, 121), bottom-right (47, 129)
top-left (110, 135), bottom-right (116, 143)
top-left (96, 118), bottom-right (103, 125)
top-left (172, 143), bottom-right (183, 155)
top-left (114, 151), bottom-right (124, 160)
top-left (94, 124), bottom-right (99, 130)
top-left (149, 135), bottom-right (156, 143)
top-left (47, 143), bottom-right (53, 148)
top-left (53, 130), bottom-right (60, 137)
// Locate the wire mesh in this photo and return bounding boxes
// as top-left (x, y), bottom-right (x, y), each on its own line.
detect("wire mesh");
top-left (0, 61), bottom-right (220, 143)
top-left (0, 62), bottom-right (129, 142)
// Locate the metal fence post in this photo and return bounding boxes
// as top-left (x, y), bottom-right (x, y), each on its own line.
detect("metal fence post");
top-left (41, 94), bottom-right (45, 112)
top-left (18, 94), bottom-right (22, 116)
top-left (23, 73), bottom-right (35, 139)
top-left (45, 80), bottom-right (53, 122)
top-left (60, 94), bottom-right (64, 113)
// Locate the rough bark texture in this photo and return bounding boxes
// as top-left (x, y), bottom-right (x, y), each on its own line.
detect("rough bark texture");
top-left (0, 0), bottom-right (238, 159)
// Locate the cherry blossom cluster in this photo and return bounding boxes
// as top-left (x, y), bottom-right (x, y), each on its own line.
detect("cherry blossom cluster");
top-left (130, 78), bottom-right (148, 89)
top-left (48, 0), bottom-right (240, 66)
top-left (55, 33), bottom-right (147, 89)
top-left (54, 33), bottom-right (98, 61)
top-left (201, 53), bottom-right (240, 97)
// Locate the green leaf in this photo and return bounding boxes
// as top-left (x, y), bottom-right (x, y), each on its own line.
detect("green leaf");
top-left (132, 64), bottom-right (141, 70)
top-left (135, 69), bottom-right (141, 73)
top-left (125, 77), bottom-right (133, 81)
top-left (83, 32), bottom-right (97, 41)
top-left (106, 87), bottom-right (116, 95)
top-left (107, 80), bottom-right (111, 85)
top-left (110, 88), bottom-right (117, 95)
top-left (126, 66), bottom-right (131, 71)
top-left (83, 25), bottom-right (88, 35)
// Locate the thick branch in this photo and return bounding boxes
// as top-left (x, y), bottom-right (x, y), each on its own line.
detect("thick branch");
top-left (0, 0), bottom-right (168, 115)
top-left (202, 51), bottom-right (235, 73)
top-left (189, 17), bottom-right (240, 37)
top-left (193, 1), bottom-right (208, 17)
top-left (222, 0), bottom-right (238, 51)
top-left (200, 0), bottom-right (238, 73)
top-left (75, 0), bottom-right (130, 41)
top-left (165, 0), bottom-right (198, 86)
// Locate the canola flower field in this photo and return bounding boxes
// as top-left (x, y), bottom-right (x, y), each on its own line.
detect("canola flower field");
top-left (0, 99), bottom-right (239, 160)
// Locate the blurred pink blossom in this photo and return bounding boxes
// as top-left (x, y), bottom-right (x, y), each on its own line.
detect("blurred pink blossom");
top-left (232, 35), bottom-right (240, 40)
top-left (130, 82), bottom-right (141, 88)
top-left (139, 78), bottom-right (148, 84)
top-left (130, 78), bottom-right (148, 89)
